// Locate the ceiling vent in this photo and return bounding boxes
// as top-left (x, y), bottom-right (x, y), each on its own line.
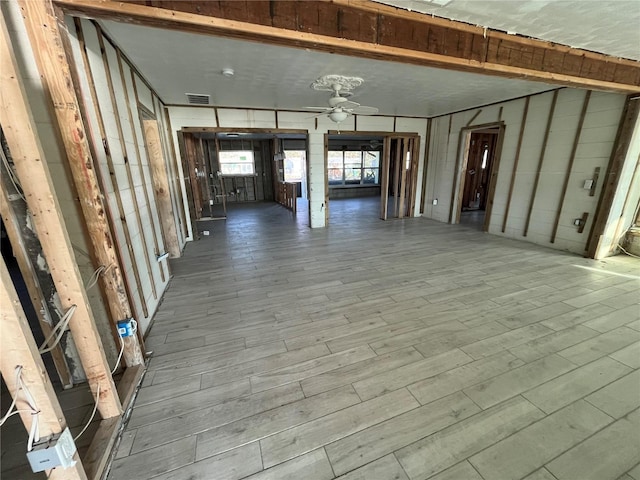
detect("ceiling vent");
top-left (185, 93), bottom-right (210, 105)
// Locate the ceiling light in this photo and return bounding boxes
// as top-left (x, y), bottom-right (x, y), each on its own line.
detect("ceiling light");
top-left (329, 111), bottom-right (348, 123)
top-left (222, 68), bottom-right (235, 77)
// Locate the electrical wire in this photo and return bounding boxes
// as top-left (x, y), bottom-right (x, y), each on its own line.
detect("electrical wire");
top-left (85, 265), bottom-right (106, 291)
top-left (617, 243), bottom-right (640, 259)
top-left (0, 367), bottom-right (40, 451)
top-left (74, 384), bottom-right (100, 442)
top-left (111, 333), bottom-right (125, 375)
top-left (0, 144), bottom-right (25, 201)
top-left (38, 305), bottom-right (77, 354)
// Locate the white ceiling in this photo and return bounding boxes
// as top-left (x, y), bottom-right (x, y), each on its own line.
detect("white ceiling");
top-left (376, 0), bottom-right (640, 61)
top-left (100, 20), bottom-right (555, 117)
top-left (98, 1), bottom-right (638, 117)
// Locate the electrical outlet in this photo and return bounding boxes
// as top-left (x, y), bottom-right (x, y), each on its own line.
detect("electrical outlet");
top-left (27, 428), bottom-right (76, 473)
top-left (573, 218), bottom-right (582, 226)
top-left (432, 199), bottom-right (438, 205)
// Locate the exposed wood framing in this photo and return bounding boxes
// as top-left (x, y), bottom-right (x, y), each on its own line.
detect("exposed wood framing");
top-left (0, 161), bottom-right (73, 388)
top-left (502, 96), bottom-right (530, 232)
top-left (163, 108), bottom-right (190, 240)
top-left (586, 96), bottom-right (640, 258)
top-left (393, 138), bottom-right (402, 217)
top-left (419, 119), bottom-right (432, 214)
top-left (524, 89), bottom-right (559, 236)
top-left (16, 2), bottom-right (145, 368)
top-left (97, 29), bottom-right (158, 301)
top-left (116, 50), bottom-right (166, 283)
top-left (176, 131), bottom-right (200, 239)
top-left (0, 258), bottom-right (87, 480)
top-left (2, 3), bottom-right (121, 417)
top-left (408, 136), bottom-right (421, 217)
top-left (141, 116), bottom-right (181, 257)
top-left (72, 18), bottom-right (150, 323)
top-left (56, 0), bottom-right (640, 93)
top-left (380, 136), bottom-right (391, 219)
top-left (550, 90), bottom-right (591, 243)
top-left (398, 138), bottom-right (410, 218)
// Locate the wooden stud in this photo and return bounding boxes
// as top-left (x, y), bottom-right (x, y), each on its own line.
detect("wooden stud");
top-left (118, 51), bottom-right (166, 282)
top-left (141, 116), bottom-right (181, 257)
top-left (0, 163), bottom-right (73, 388)
top-left (408, 136), bottom-right (421, 217)
top-left (55, 0), bottom-right (640, 93)
top-left (524, 89), bottom-right (559, 237)
top-left (0, 258), bottom-right (87, 480)
top-left (0, 12), bottom-right (121, 416)
top-left (550, 90), bottom-right (591, 243)
top-left (451, 130), bottom-right (471, 223)
top-left (393, 139), bottom-right (402, 217)
top-left (502, 96), bottom-right (530, 232)
top-left (466, 109), bottom-right (482, 126)
top-left (74, 18), bottom-right (149, 320)
top-left (176, 131), bottom-right (200, 238)
top-left (419, 119), bottom-right (432, 214)
top-left (586, 97), bottom-right (640, 258)
top-left (97, 29), bottom-right (158, 301)
top-left (380, 136), bottom-right (391, 220)
top-left (577, 212), bottom-right (589, 234)
top-left (398, 138), bottom-right (410, 218)
top-left (163, 108), bottom-right (189, 240)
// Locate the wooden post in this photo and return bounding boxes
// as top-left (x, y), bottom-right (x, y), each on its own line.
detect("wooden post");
top-left (419, 119), bottom-right (432, 215)
top-left (142, 117), bottom-right (181, 257)
top-left (0, 157), bottom-right (73, 388)
top-left (14, 0), bottom-right (145, 368)
top-left (380, 136), bottom-right (391, 220)
top-left (0, 258), bottom-right (87, 480)
top-left (0, 12), bottom-right (122, 417)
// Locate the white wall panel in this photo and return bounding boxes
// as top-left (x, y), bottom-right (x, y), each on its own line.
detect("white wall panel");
top-left (425, 87), bottom-right (627, 255)
top-left (217, 109), bottom-right (276, 128)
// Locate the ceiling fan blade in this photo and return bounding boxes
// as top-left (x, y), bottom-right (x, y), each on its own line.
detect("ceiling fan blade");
top-left (305, 111), bottom-right (330, 119)
top-left (303, 106), bottom-right (332, 111)
top-left (350, 105), bottom-right (379, 115)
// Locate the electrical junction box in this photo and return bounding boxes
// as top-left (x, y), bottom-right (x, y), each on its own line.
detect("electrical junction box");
top-left (27, 427), bottom-right (77, 473)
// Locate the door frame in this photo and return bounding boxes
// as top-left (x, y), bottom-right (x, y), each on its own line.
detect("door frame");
top-left (325, 130), bottom-right (420, 225)
top-left (450, 121), bottom-right (506, 231)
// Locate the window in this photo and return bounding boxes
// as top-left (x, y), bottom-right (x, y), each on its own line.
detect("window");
top-left (218, 151), bottom-right (255, 175)
top-left (328, 150), bottom-right (380, 186)
top-left (283, 150), bottom-right (306, 183)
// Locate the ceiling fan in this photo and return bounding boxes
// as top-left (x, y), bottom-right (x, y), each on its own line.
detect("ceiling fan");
top-left (305, 75), bottom-right (379, 124)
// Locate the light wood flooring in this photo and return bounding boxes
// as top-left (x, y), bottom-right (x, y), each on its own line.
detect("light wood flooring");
top-left (109, 198), bottom-right (640, 480)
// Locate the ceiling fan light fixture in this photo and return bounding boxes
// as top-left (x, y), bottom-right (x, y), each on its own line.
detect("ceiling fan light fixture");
top-left (329, 111), bottom-right (348, 123)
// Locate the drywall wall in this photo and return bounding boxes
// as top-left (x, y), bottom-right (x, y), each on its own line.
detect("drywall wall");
top-left (66, 18), bottom-right (174, 334)
top-left (423, 88), bottom-right (628, 255)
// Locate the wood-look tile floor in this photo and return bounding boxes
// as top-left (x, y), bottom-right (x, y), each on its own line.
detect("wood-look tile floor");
top-left (109, 198), bottom-right (640, 480)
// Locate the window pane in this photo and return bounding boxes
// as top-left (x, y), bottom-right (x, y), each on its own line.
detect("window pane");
top-left (284, 150), bottom-right (305, 182)
top-left (219, 151), bottom-right (255, 175)
top-left (328, 151), bottom-right (343, 168)
top-left (344, 151), bottom-right (362, 168)
top-left (345, 168), bottom-right (361, 183)
top-left (328, 169), bottom-right (343, 183)
top-left (363, 168), bottom-right (379, 184)
top-left (363, 151), bottom-right (380, 168)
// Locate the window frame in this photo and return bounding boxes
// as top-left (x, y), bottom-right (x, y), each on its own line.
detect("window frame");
top-left (218, 150), bottom-right (256, 176)
top-left (327, 150), bottom-right (381, 187)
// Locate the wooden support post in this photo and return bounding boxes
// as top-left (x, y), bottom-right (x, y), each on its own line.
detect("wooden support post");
top-left (380, 136), bottom-right (391, 220)
top-left (164, 108), bottom-right (189, 240)
top-left (408, 136), bottom-right (421, 217)
top-left (393, 140), bottom-right (402, 217)
top-left (419, 119), bottom-right (432, 215)
top-left (398, 138), bottom-right (410, 218)
top-left (177, 131), bottom-right (200, 238)
top-left (0, 11), bottom-right (122, 417)
top-left (0, 158), bottom-right (73, 388)
top-left (0, 258), bottom-right (87, 480)
top-left (502, 96), bottom-right (530, 233)
top-left (142, 117), bottom-right (181, 257)
top-left (551, 90), bottom-right (591, 243)
top-left (16, 1), bottom-right (146, 368)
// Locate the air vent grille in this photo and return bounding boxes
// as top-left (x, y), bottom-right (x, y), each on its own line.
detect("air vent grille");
top-left (185, 93), bottom-right (210, 105)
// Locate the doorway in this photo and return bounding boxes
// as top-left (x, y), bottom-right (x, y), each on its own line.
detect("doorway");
top-left (453, 124), bottom-right (504, 231)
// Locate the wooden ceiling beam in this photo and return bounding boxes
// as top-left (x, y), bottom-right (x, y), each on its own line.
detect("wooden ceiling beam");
top-left (54, 0), bottom-right (640, 94)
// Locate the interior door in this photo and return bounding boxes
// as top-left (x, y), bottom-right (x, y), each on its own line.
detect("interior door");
top-left (461, 132), bottom-right (497, 211)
